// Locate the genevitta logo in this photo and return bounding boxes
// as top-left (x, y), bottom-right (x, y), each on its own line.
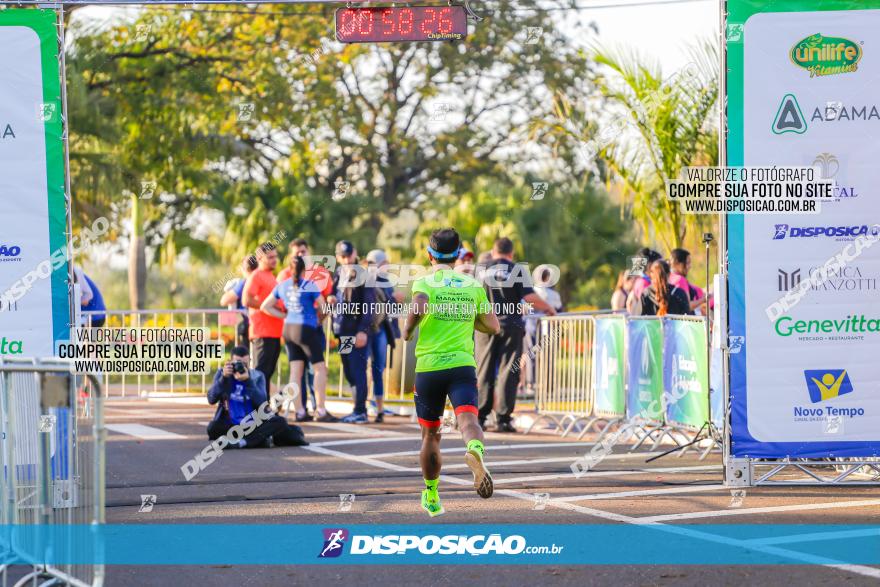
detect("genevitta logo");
top-left (774, 313), bottom-right (880, 343)
top-left (0, 337), bottom-right (23, 355)
top-left (0, 244), bottom-right (22, 262)
top-left (773, 94), bottom-right (808, 134)
top-left (318, 528), bottom-right (348, 558)
top-left (771, 224), bottom-right (879, 242)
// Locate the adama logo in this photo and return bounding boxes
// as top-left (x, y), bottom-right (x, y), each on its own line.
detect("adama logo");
top-left (318, 528), bottom-right (348, 558)
top-left (790, 34), bottom-right (862, 78)
top-left (772, 94), bottom-right (807, 135)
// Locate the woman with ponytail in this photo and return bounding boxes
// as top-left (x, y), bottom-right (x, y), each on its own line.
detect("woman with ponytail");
top-left (261, 255), bottom-right (339, 422)
top-left (640, 260), bottom-right (691, 316)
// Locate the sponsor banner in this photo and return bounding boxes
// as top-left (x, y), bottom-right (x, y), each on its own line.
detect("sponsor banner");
top-left (0, 10), bottom-right (68, 357)
top-left (591, 316), bottom-right (625, 416)
top-left (727, 1), bottom-right (880, 456)
top-left (625, 318), bottom-right (664, 421)
top-left (662, 318), bottom-right (709, 428)
top-left (5, 524), bottom-right (880, 565)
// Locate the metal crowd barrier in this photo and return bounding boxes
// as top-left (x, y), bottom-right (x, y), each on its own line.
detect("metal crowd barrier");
top-left (81, 309), bottom-right (415, 404)
top-left (0, 358), bottom-right (105, 587)
top-left (527, 312), bottom-right (599, 435)
top-left (527, 312), bottom-right (716, 457)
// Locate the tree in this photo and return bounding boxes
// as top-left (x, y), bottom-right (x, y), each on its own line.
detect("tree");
top-left (67, 3), bottom-right (595, 304)
top-left (427, 176), bottom-right (637, 307)
top-left (538, 41), bottom-right (719, 251)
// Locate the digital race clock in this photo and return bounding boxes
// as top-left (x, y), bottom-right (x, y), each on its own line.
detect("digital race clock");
top-left (335, 5), bottom-right (468, 44)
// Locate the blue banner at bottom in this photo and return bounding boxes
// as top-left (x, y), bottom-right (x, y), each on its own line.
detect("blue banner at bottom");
top-left (2, 524), bottom-right (880, 565)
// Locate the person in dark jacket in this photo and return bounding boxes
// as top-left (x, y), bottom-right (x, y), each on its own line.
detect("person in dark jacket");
top-left (640, 260), bottom-right (691, 317)
top-left (206, 346), bottom-right (307, 447)
top-left (365, 248), bottom-right (402, 423)
top-left (475, 238), bottom-right (556, 433)
top-left (331, 241), bottom-right (375, 424)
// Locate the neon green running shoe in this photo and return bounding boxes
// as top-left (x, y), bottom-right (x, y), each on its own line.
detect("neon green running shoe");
top-left (421, 489), bottom-right (445, 517)
top-left (465, 448), bottom-right (494, 498)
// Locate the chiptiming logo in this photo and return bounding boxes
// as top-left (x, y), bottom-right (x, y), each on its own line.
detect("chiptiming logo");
top-left (790, 33), bottom-right (863, 77)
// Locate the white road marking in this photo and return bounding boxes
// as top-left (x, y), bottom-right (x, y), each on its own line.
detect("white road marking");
top-left (553, 484), bottom-right (726, 502)
top-left (308, 440), bottom-right (880, 580)
top-left (302, 445), bottom-right (409, 472)
top-left (310, 436), bottom-right (423, 447)
top-left (307, 422), bottom-right (409, 436)
top-left (369, 441), bottom-right (601, 459)
top-left (491, 464), bottom-right (719, 484)
top-left (441, 452), bottom-right (678, 470)
top-left (637, 499), bottom-right (880, 524)
top-left (747, 528), bottom-right (880, 546)
top-left (105, 423), bottom-right (185, 440)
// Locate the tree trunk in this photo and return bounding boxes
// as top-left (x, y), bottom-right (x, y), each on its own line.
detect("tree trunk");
top-left (128, 193), bottom-right (147, 309)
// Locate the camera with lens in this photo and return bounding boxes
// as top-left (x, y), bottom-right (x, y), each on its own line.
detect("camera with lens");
top-left (232, 361), bottom-right (247, 375)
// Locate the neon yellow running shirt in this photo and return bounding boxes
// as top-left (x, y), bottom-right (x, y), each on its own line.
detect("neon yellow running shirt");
top-left (411, 269), bottom-right (490, 373)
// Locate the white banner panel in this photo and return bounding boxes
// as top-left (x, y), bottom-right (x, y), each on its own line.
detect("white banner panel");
top-left (729, 5), bottom-right (880, 456)
top-left (0, 11), bottom-right (69, 358)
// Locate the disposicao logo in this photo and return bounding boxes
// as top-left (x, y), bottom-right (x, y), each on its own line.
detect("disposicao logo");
top-left (790, 34), bottom-right (862, 77)
top-left (803, 369), bottom-right (854, 403)
top-left (771, 224), bottom-right (879, 241)
top-left (318, 528), bottom-right (348, 558)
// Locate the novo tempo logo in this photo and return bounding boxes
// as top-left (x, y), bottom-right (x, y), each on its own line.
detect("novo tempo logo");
top-left (804, 369), bottom-right (854, 403)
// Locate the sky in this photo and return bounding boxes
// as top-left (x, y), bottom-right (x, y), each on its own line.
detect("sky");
top-left (72, 0), bottom-right (718, 72)
top-left (71, 0), bottom-right (718, 271)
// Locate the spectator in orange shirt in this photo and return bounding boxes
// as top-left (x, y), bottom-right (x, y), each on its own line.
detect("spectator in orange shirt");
top-left (242, 242), bottom-right (284, 395)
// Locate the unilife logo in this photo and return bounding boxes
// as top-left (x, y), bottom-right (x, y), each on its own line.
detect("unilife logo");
top-left (790, 33), bottom-right (862, 77)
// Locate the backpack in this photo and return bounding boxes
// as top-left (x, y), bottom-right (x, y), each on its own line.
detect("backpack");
top-left (371, 286), bottom-right (388, 333)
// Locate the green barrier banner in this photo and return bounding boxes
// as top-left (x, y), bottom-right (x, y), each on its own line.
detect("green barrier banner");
top-left (592, 316), bottom-right (625, 416)
top-left (626, 318), bottom-right (664, 422)
top-left (662, 318), bottom-right (708, 428)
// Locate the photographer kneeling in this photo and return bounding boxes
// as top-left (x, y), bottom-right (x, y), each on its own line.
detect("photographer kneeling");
top-left (207, 346), bottom-right (308, 448)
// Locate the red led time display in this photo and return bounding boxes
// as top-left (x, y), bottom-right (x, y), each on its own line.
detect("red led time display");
top-left (335, 6), bottom-right (468, 44)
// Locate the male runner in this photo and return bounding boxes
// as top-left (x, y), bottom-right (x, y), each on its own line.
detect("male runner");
top-left (403, 228), bottom-right (501, 517)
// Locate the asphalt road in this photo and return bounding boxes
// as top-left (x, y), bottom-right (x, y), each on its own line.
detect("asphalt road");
top-left (11, 399), bottom-right (880, 586)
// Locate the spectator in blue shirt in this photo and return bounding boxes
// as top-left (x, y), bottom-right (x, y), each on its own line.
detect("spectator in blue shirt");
top-left (207, 346), bottom-right (307, 447)
top-left (74, 266), bottom-right (106, 327)
top-left (261, 255), bottom-right (339, 423)
top-left (220, 255), bottom-right (258, 347)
